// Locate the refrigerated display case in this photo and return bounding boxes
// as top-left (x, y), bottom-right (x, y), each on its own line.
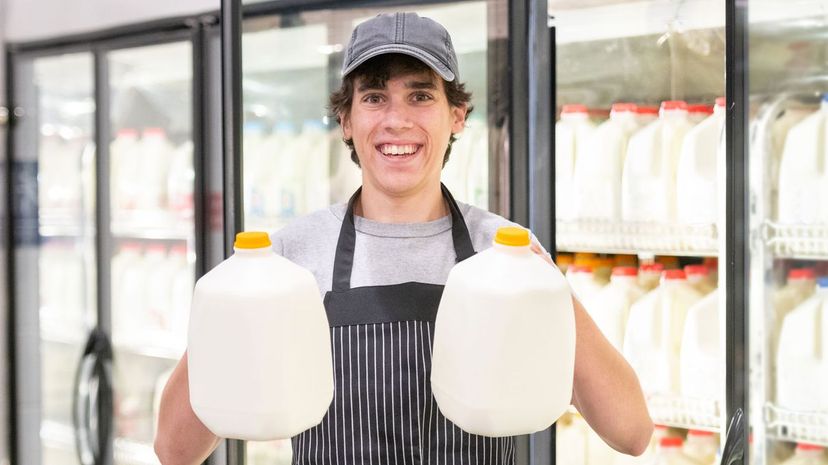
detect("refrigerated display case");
top-left (747, 2), bottom-right (828, 465)
top-left (7, 17), bottom-right (224, 465)
top-left (550, 0), bottom-right (732, 464)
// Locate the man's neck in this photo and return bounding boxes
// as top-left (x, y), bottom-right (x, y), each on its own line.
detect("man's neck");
top-left (356, 183), bottom-right (447, 223)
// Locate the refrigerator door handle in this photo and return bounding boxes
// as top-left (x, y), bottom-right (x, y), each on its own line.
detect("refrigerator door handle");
top-left (73, 328), bottom-right (114, 465)
top-left (719, 408), bottom-right (746, 465)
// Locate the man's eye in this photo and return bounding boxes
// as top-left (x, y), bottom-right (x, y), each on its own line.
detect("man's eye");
top-left (363, 94), bottom-right (384, 104)
top-left (412, 92), bottom-right (433, 102)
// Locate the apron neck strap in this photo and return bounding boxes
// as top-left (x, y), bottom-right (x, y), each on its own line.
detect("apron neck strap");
top-left (332, 183), bottom-right (476, 292)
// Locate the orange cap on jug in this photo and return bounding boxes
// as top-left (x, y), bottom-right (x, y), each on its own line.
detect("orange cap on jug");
top-left (495, 227), bottom-right (530, 247)
top-left (235, 231), bottom-right (272, 249)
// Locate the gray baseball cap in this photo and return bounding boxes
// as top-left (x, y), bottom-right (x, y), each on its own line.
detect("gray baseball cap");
top-left (341, 12), bottom-right (460, 82)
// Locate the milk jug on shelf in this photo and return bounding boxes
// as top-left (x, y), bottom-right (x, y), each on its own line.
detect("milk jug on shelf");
top-left (622, 101), bottom-right (694, 223)
top-left (682, 430), bottom-right (718, 465)
top-left (432, 227), bottom-right (576, 436)
top-left (573, 103), bottom-right (640, 221)
top-left (624, 269), bottom-right (703, 396)
top-left (687, 104), bottom-right (714, 124)
top-left (556, 104), bottom-right (595, 221)
top-left (188, 232), bottom-right (333, 440)
top-left (167, 140), bottom-right (194, 218)
top-left (635, 106), bottom-right (659, 126)
top-left (654, 437), bottom-right (698, 465)
top-left (780, 444), bottom-right (828, 465)
top-left (676, 98), bottom-right (726, 225)
top-left (775, 277), bottom-right (828, 412)
top-left (684, 264), bottom-right (717, 295)
top-left (110, 128), bottom-right (141, 211)
top-left (137, 128), bottom-right (174, 211)
top-left (772, 268), bottom-right (817, 371)
top-left (639, 263), bottom-right (665, 292)
top-left (566, 265), bottom-right (605, 305)
top-left (590, 266), bottom-right (645, 351)
top-left (777, 93), bottom-right (828, 225)
top-left (679, 289), bottom-right (721, 401)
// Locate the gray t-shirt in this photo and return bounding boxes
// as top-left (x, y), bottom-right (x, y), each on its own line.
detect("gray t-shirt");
top-left (271, 201), bottom-right (520, 295)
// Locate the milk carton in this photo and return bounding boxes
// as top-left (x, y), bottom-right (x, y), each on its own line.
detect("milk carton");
top-left (684, 264), bottom-right (717, 295)
top-left (624, 270), bottom-right (703, 395)
top-left (432, 227), bottom-right (576, 436)
top-left (676, 98), bottom-right (726, 225)
top-left (682, 430), bottom-right (718, 465)
top-left (188, 232), bottom-right (333, 440)
top-left (780, 444), bottom-right (828, 465)
top-left (556, 104), bottom-right (595, 221)
top-left (679, 290), bottom-right (721, 401)
top-left (776, 277), bottom-right (828, 412)
top-left (622, 101), bottom-right (694, 223)
top-left (573, 103), bottom-right (640, 221)
top-left (777, 94), bottom-right (828, 224)
top-left (654, 437), bottom-right (698, 465)
top-left (590, 267), bottom-right (645, 351)
top-left (639, 263), bottom-right (665, 292)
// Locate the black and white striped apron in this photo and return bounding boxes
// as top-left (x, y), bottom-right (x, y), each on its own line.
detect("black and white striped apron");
top-left (291, 184), bottom-right (515, 465)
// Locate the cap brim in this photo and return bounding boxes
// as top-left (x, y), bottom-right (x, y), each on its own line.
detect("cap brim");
top-left (341, 43), bottom-right (455, 82)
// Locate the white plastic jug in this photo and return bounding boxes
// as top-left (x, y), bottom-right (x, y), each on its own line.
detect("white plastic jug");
top-left (780, 444), bottom-right (828, 465)
top-left (776, 277), bottom-right (828, 412)
top-left (590, 266), bottom-right (645, 351)
top-left (556, 104), bottom-right (595, 221)
top-left (654, 437), bottom-right (698, 465)
top-left (687, 104), bottom-right (714, 125)
top-left (432, 227), bottom-right (576, 436)
top-left (567, 265), bottom-right (606, 305)
top-left (679, 290), bottom-right (721, 401)
top-left (624, 270), bottom-right (703, 396)
top-left (622, 101), bottom-right (695, 223)
top-left (188, 232), bottom-right (334, 440)
top-left (137, 127), bottom-right (174, 211)
top-left (573, 103), bottom-right (640, 221)
top-left (639, 263), bottom-right (665, 292)
top-left (676, 98), bottom-right (726, 225)
top-left (777, 94), bottom-right (828, 224)
top-left (772, 268), bottom-right (818, 399)
top-left (682, 430), bottom-right (718, 465)
top-left (684, 264), bottom-right (717, 295)
top-left (635, 106), bottom-right (659, 126)
top-left (110, 128), bottom-right (141, 211)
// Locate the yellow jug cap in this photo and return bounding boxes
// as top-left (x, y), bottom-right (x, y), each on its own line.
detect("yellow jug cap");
top-left (234, 231), bottom-right (272, 249)
top-left (495, 226), bottom-right (530, 247)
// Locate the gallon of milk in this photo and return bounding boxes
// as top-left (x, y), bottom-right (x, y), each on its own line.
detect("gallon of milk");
top-left (622, 101), bottom-right (695, 223)
top-left (556, 104), bottom-right (595, 221)
top-left (167, 140), bottom-right (194, 218)
top-left (188, 232), bottom-right (333, 440)
top-left (676, 98), bottom-right (726, 225)
top-left (432, 227), bottom-right (576, 436)
top-left (591, 266), bottom-right (645, 351)
top-left (567, 265), bottom-right (605, 305)
top-left (682, 430), bottom-right (718, 465)
top-left (679, 290), bottom-right (721, 401)
top-left (137, 128), bottom-right (174, 211)
top-left (684, 264), bottom-right (717, 295)
top-left (777, 94), bottom-right (828, 224)
top-left (636, 106), bottom-right (659, 126)
top-left (774, 268), bottom-right (818, 320)
top-left (687, 104), bottom-right (714, 124)
top-left (624, 270), bottom-right (703, 396)
top-left (110, 128), bottom-right (141, 211)
top-left (639, 263), bottom-right (665, 292)
top-left (654, 437), bottom-right (698, 465)
top-left (573, 103), bottom-right (640, 221)
top-left (776, 277), bottom-right (828, 412)
top-left (780, 444), bottom-right (828, 465)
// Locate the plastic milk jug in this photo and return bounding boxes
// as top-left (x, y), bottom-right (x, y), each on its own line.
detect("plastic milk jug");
top-left (776, 277), bottom-right (828, 412)
top-left (573, 103), bottom-right (640, 221)
top-left (556, 104), bottom-right (595, 221)
top-left (676, 98), bottom-right (726, 225)
top-left (567, 265), bottom-right (605, 305)
top-left (622, 101), bottom-right (694, 223)
top-left (590, 266), bottom-right (645, 351)
top-left (432, 227), bottom-right (576, 436)
top-left (679, 290), bottom-right (721, 401)
top-left (777, 94), bottom-right (828, 224)
top-left (654, 437), bottom-right (698, 465)
top-left (137, 127), bottom-right (174, 211)
top-left (684, 264), bottom-right (717, 295)
top-left (110, 128), bottom-right (141, 211)
top-left (639, 263), bottom-right (665, 292)
top-left (636, 106), bottom-right (659, 126)
top-left (772, 268), bottom-right (818, 383)
top-left (188, 232), bottom-right (333, 440)
top-left (780, 444), bottom-right (828, 465)
top-left (687, 104), bottom-right (714, 124)
top-left (682, 430), bottom-right (718, 465)
top-left (624, 270), bottom-right (703, 395)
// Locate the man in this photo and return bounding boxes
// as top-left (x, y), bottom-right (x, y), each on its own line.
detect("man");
top-left (155, 12), bottom-right (652, 465)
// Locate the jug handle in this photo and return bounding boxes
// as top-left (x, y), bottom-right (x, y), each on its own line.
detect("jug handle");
top-left (72, 328), bottom-right (114, 465)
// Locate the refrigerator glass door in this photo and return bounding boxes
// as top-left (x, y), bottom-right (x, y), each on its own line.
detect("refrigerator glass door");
top-left (747, 1), bottom-right (828, 463)
top-left (106, 40), bottom-right (195, 465)
top-left (240, 2), bottom-right (497, 463)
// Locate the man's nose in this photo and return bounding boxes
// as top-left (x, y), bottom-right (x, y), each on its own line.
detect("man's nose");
top-left (384, 100), bottom-right (414, 131)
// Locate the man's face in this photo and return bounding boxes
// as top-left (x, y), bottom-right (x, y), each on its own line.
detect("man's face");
top-left (341, 70), bottom-right (467, 199)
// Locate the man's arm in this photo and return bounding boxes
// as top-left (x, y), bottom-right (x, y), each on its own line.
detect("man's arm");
top-left (529, 243), bottom-right (653, 456)
top-left (155, 352), bottom-right (221, 465)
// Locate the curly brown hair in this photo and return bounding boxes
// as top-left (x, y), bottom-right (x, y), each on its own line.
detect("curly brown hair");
top-left (329, 53), bottom-right (474, 168)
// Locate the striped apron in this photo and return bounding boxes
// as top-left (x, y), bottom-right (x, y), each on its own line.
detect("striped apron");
top-left (291, 184), bottom-right (515, 465)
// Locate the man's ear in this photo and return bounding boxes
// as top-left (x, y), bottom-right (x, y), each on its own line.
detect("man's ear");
top-left (340, 112), bottom-right (352, 140)
top-left (451, 104), bottom-right (467, 135)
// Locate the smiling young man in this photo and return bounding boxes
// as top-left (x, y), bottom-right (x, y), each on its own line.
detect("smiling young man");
top-left (155, 12), bottom-right (652, 465)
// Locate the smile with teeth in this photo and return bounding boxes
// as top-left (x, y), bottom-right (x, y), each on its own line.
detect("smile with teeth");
top-left (378, 143), bottom-right (421, 156)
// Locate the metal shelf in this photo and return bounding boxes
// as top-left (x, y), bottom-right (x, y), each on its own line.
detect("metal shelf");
top-left (648, 395), bottom-right (721, 432)
top-left (765, 222), bottom-right (828, 259)
top-left (556, 220), bottom-right (719, 257)
top-left (765, 403), bottom-right (828, 446)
